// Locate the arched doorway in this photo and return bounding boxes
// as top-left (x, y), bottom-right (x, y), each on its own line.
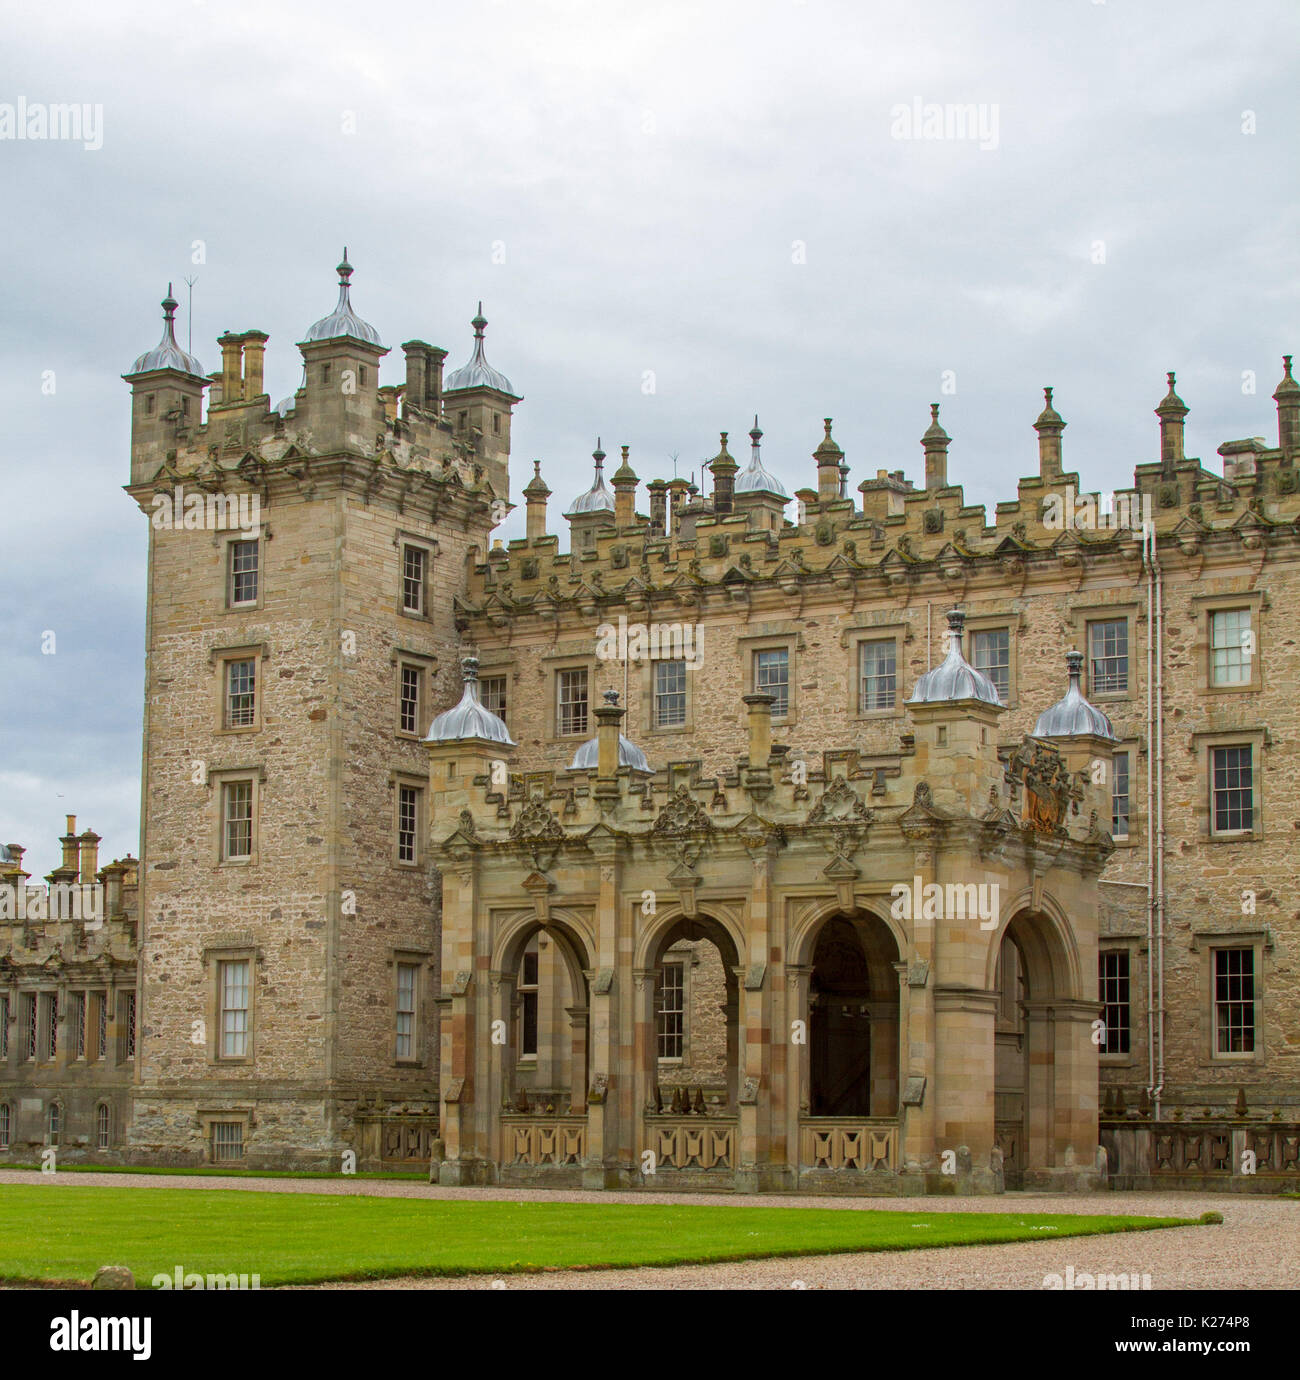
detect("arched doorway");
top-left (644, 915), bottom-right (740, 1111)
top-left (993, 933), bottom-right (1028, 1187)
top-left (807, 912), bottom-right (900, 1118)
top-left (498, 919), bottom-right (592, 1116)
top-left (990, 906), bottom-right (1087, 1188)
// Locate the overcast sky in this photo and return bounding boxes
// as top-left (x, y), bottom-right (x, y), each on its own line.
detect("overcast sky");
top-left (1, 0), bottom-right (1297, 877)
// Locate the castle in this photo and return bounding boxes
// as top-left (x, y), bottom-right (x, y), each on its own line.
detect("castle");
top-left (2, 253), bottom-right (1298, 1193)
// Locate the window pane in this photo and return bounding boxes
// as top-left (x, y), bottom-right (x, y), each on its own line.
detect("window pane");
top-left (224, 782), bottom-right (253, 859)
top-left (1111, 750), bottom-right (1130, 838)
top-left (212, 1122), bottom-right (244, 1161)
top-left (971, 629), bottom-right (1010, 703)
top-left (226, 658), bottom-right (256, 727)
top-left (1214, 948), bottom-right (1255, 1052)
top-left (1088, 619), bottom-right (1128, 695)
top-left (402, 546), bottom-right (427, 613)
top-left (1098, 951), bottom-right (1130, 1054)
top-left (220, 960), bottom-right (250, 1057)
top-left (755, 649), bottom-right (789, 716)
top-left (480, 675), bottom-right (507, 722)
top-left (396, 963), bottom-right (416, 1059)
top-left (558, 669), bottom-right (589, 736)
top-left (657, 961), bottom-right (684, 1059)
top-left (398, 786), bottom-right (419, 863)
top-left (654, 660), bottom-right (687, 727)
top-left (1212, 746), bottom-right (1253, 833)
top-left (1211, 609), bottom-right (1252, 686)
top-left (859, 640), bottom-right (896, 711)
top-left (229, 540), bottom-right (259, 605)
top-left (400, 665), bottom-right (421, 734)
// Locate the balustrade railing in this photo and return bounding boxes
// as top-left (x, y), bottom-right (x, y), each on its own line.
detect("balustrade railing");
top-left (799, 1118), bottom-right (898, 1172)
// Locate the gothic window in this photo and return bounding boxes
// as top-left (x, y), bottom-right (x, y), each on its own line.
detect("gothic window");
top-left (519, 948), bottom-right (539, 1057)
top-left (97, 1103), bottom-right (111, 1150)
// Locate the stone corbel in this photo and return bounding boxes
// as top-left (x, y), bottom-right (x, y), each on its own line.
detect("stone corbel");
top-left (744, 962), bottom-right (766, 992)
top-left (907, 960), bottom-right (930, 988)
top-left (450, 970), bottom-right (471, 997)
top-left (521, 869), bottom-right (553, 922)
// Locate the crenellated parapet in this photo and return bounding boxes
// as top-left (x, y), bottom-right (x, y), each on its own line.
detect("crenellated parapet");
top-left (459, 369), bottom-right (1300, 631)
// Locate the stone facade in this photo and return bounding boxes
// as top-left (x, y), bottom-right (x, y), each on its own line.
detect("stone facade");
top-left (3, 262), bottom-right (1298, 1191)
top-left (0, 820), bottom-right (139, 1163)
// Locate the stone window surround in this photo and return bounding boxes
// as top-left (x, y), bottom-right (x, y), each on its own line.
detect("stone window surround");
top-left (390, 949), bottom-right (434, 1068)
top-left (1191, 590), bottom-right (1265, 696)
top-left (210, 642), bottom-right (267, 735)
top-left (640, 654), bottom-right (695, 737)
top-left (1096, 938), bottom-right (1144, 1070)
top-left (738, 627), bottom-right (802, 727)
top-left (542, 654), bottom-right (595, 742)
top-left (391, 648), bottom-right (436, 740)
top-left (1109, 737), bottom-right (1143, 848)
top-left (1067, 601), bottom-right (1141, 704)
top-left (1190, 929), bottom-right (1271, 1065)
top-left (210, 766), bottom-right (265, 866)
top-left (197, 1107), bottom-right (255, 1162)
top-left (221, 530), bottom-right (263, 614)
top-left (200, 939), bottom-right (261, 1067)
top-left (1188, 727), bottom-right (1267, 842)
top-left (395, 530), bottom-right (439, 621)
top-left (962, 611), bottom-right (1023, 710)
top-left (842, 620), bottom-right (910, 721)
top-left (389, 771), bottom-right (426, 868)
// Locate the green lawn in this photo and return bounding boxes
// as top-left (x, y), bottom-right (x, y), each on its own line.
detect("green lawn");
top-left (2, 1184), bottom-right (1201, 1286)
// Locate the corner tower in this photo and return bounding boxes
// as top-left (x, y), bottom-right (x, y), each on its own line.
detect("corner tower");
top-left (123, 257), bottom-right (517, 1168)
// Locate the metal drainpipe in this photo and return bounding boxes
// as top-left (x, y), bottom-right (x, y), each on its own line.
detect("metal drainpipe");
top-left (1154, 537), bottom-right (1167, 1117)
top-left (1143, 523), bottom-right (1158, 1116)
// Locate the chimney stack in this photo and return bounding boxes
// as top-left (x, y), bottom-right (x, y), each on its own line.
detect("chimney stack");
top-left (612, 446), bottom-right (639, 526)
top-left (710, 431), bottom-right (738, 516)
top-left (77, 829), bottom-right (101, 884)
top-left (218, 332), bottom-right (244, 404)
top-left (241, 331), bottom-right (268, 398)
top-left (60, 815), bottom-right (78, 872)
top-left (814, 419), bottom-right (844, 503)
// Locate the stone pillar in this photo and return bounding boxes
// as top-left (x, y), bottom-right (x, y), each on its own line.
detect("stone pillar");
top-left (786, 964), bottom-right (812, 1182)
top-left (566, 1004), bottom-right (589, 1114)
top-left (932, 986), bottom-right (999, 1190)
top-left (583, 855), bottom-right (626, 1189)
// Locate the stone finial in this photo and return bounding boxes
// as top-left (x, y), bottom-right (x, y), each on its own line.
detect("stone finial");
top-left (922, 402), bottom-right (951, 490)
top-left (1156, 371), bottom-right (1188, 468)
top-left (1274, 355), bottom-right (1299, 456)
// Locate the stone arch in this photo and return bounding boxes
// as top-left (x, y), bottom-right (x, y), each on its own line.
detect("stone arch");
top-left (635, 908), bottom-right (743, 1110)
top-left (493, 908), bottom-right (594, 995)
top-left (982, 890), bottom-right (1082, 1001)
top-left (789, 896), bottom-right (906, 973)
top-left (796, 903), bottom-right (903, 1119)
top-left (634, 906), bottom-right (745, 975)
